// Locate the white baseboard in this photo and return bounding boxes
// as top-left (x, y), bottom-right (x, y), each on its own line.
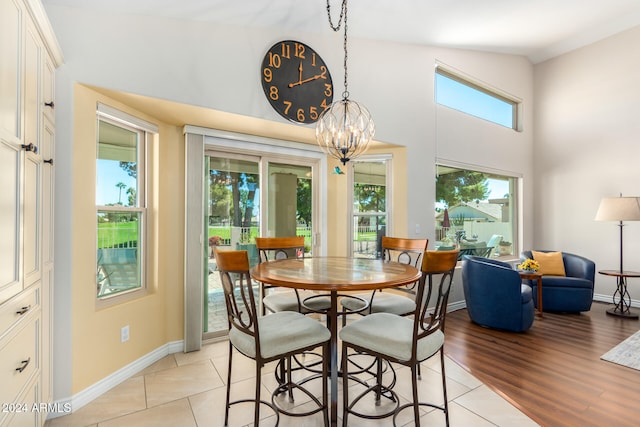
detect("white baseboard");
top-left (447, 300), bottom-right (467, 312)
top-left (450, 294), bottom-right (640, 312)
top-left (593, 292), bottom-right (640, 307)
top-left (47, 340), bottom-right (184, 419)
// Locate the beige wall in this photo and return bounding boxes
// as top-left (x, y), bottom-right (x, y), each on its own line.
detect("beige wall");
top-left (71, 85), bottom-right (185, 392)
top-left (72, 84), bottom-right (408, 392)
top-left (533, 26), bottom-right (640, 298)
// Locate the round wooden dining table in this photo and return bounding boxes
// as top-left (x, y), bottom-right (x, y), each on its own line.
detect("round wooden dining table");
top-left (250, 256), bottom-right (421, 427)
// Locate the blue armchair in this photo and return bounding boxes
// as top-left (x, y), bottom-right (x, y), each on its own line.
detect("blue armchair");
top-left (461, 256), bottom-right (535, 332)
top-left (521, 251), bottom-right (595, 312)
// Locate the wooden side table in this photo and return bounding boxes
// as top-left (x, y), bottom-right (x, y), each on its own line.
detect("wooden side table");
top-left (598, 270), bottom-right (640, 318)
top-left (519, 270), bottom-right (543, 317)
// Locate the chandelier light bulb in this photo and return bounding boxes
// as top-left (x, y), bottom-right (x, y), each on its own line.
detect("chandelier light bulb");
top-left (316, 98), bottom-right (374, 165)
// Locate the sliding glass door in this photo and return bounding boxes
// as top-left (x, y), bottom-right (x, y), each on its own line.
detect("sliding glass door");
top-left (266, 162), bottom-right (313, 254)
top-left (203, 152), bottom-right (317, 339)
top-left (204, 154), bottom-right (260, 336)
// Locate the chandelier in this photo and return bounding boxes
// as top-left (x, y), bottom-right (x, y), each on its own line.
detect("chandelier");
top-left (316, 0), bottom-right (375, 165)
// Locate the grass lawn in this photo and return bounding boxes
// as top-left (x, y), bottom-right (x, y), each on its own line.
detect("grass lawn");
top-left (100, 223), bottom-right (374, 249)
top-left (98, 221), bottom-right (138, 248)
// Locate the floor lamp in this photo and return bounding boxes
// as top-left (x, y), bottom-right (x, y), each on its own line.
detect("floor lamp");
top-left (595, 195), bottom-right (640, 317)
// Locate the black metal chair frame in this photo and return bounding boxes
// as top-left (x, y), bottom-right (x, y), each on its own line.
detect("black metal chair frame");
top-left (368, 238), bottom-right (428, 312)
top-left (340, 237), bottom-right (428, 394)
top-left (255, 237), bottom-right (337, 385)
top-left (340, 250), bottom-right (459, 427)
top-left (255, 236), bottom-right (310, 315)
top-left (216, 250), bottom-right (330, 427)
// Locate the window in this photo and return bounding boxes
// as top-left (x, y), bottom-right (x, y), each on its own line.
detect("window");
top-left (435, 66), bottom-right (520, 130)
top-left (350, 158), bottom-right (390, 258)
top-left (435, 164), bottom-right (517, 258)
top-left (96, 106), bottom-right (155, 298)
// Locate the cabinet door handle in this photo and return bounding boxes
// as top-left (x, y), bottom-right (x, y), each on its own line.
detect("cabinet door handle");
top-left (16, 305), bottom-right (31, 315)
top-left (44, 158), bottom-right (54, 165)
top-left (16, 357), bottom-right (31, 373)
top-left (45, 101), bottom-right (55, 108)
top-left (21, 143), bottom-right (38, 154)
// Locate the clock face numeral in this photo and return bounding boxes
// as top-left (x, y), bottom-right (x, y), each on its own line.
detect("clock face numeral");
top-left (261, 40), bottom-right (333, 124)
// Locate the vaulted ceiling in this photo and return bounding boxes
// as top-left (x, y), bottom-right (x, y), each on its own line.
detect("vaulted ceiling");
top-left (42, 0), bottom-right (640, 63)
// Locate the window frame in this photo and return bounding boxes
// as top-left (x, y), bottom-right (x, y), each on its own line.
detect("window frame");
top-left (95, 104), bottom-right (156, 304)
top-left (348, 155), bottom-right (393, 258)
top-left (435, 64), bottom-right (522, 131)
top-left (184, 128), bottom-right (327, 349)
top-left (435, 161), bottom-right (520, 260)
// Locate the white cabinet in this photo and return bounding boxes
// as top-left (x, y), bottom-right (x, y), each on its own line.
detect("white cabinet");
top-left (0, 0), bottom-right (62, 425)
top-left (41, 115), bottom-right (55, 406)
top-left (0, 139), bottom-right (22, 303)
top-left (0, 0), bottom-right (21, 140)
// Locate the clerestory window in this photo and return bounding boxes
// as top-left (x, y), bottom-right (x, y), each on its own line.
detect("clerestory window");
top-left (435, 66), bottom-right (521, 130)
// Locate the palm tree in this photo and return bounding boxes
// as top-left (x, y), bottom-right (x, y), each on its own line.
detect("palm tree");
top-left (126, 187), bottom-right (136, 207)
top-left (115, 182), bottom-right (126, 204)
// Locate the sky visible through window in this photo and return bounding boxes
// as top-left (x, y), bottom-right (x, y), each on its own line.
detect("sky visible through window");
top-left (97, 160), bottom-right (135, 206)
top-left (436, 73), bottom-right (513, 128)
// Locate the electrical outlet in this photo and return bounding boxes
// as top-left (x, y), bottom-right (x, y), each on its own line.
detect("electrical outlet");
top-left (415, 223), bottom-right (420, 234)
top-left (121, 325), bottom-right (130, 343)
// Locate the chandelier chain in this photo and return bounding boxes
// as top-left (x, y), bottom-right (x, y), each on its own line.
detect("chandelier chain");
top-left (326, 0), bottom-right (349, 99)
top-left (325, 0), bottom-right (345, 31)
top-left (318, 0), bottom-right (374, 166)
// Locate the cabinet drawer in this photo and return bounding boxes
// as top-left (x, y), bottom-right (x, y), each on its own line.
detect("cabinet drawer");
top-left (0, 376), bottom-right (40, 427)
top-left (0, 286), bottom-right (39, 340)
top-left (0, 316), bottom-right (39, 410)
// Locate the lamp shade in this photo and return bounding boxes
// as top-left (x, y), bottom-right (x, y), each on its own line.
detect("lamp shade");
top-left (595, 197), bottom-right (640, 221)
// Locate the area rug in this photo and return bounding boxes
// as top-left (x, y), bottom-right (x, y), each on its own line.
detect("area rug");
top-left (601, 330), bottom-right (640, 370)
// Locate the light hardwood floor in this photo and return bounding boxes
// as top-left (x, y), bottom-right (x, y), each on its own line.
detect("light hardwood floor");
top-left (445, 301), bottom-right (640, 427)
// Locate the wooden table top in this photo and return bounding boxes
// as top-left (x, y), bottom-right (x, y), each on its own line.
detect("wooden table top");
top-left (250, 257), bottom-right (421, 292)
top-left (517, 270), bottom-right (543, 280)
top-left (598, 270), bottom-right (640, 278)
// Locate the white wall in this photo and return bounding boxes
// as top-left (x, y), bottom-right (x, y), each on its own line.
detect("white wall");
top-left (44, 4), bottom-right (534, 401)
top-left (45, 5), bottom-right (534, 241)
top-left (534, 26), bottom-right (640, 300)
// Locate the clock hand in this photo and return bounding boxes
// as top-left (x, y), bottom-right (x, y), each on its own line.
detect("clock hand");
top-left (288, 62), bottom-right (304, 88)
top-left (288, 73), bottom-right (323, 88)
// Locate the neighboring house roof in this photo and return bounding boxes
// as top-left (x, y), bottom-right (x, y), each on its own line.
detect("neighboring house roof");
top-left (436, 202), bottom-right (502, 222)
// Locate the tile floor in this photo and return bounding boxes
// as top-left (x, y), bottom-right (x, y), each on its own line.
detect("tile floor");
top-left (45, 339), bottom-right (539, 427)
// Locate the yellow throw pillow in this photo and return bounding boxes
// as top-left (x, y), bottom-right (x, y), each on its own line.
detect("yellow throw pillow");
top-left (532, 251), bottom-right (566, 276)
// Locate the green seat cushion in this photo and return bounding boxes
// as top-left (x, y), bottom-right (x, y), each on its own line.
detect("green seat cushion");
top-left (230, 311), bottom-right (330, 359)
top-left (339, 312), bottom-right (443, 362)
top-left (341, 292), bottom-right (416, 316)
top-left (263, 290), bottom-right (331, 313)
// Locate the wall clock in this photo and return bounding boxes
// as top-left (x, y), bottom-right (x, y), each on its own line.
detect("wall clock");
top-left (261, 40), bottom-right (333, 124)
